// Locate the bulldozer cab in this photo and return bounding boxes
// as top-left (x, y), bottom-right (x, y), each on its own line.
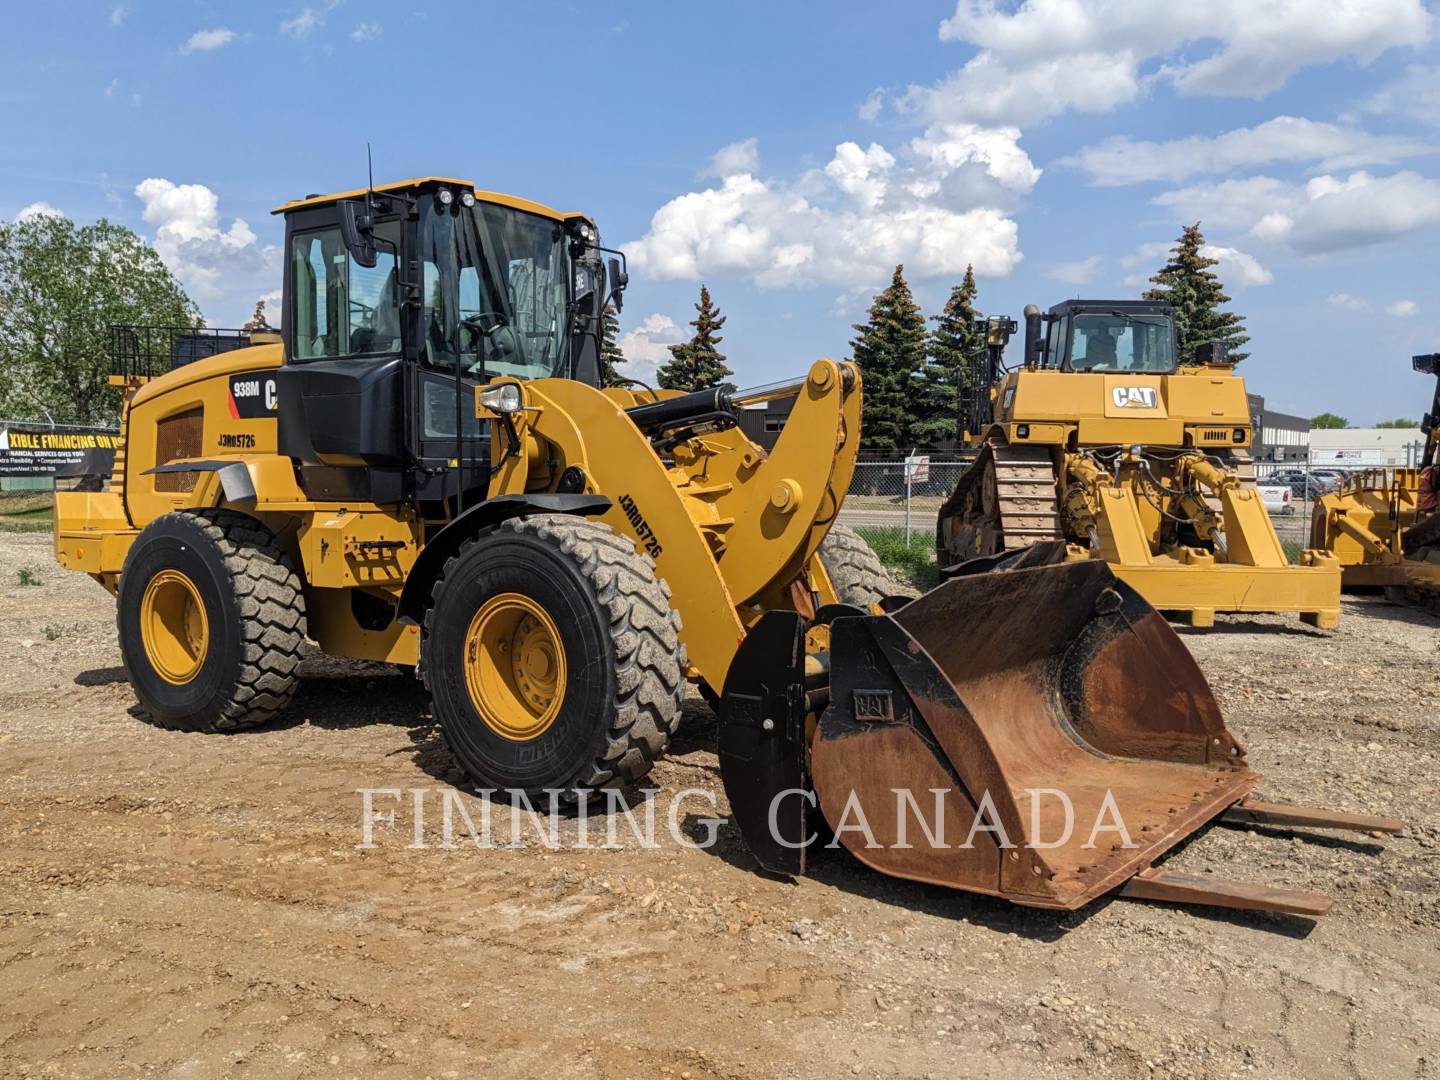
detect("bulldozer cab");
top-left (271, 178), bottom-right (621, 506)
top-left (1033, 300), bottom-right (1177, 374)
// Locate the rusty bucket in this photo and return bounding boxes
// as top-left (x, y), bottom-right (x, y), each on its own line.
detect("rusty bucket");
top-left (809, 559), bottom-right (1266, 909)
top-left (720, 558), bottom-right (1402, 916)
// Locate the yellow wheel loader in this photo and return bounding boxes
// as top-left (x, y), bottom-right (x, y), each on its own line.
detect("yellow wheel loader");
top-left (1310, 351), bottom-right (1440, 609)
top-left (54, 177), bottom-right (1397, 917)
top-left (936, 300), bottom-right (1341, 628)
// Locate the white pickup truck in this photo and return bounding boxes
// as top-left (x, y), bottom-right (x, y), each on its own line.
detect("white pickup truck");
top-left (1259, 483), bottom-right (1296, 516)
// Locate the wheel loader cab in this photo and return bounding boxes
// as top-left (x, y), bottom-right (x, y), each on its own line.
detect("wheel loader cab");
top-left (272, 178), bottom-right (609, 506)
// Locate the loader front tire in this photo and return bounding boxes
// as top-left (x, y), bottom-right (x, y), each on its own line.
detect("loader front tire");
top-left (424, 515), bottom-right (685, 797)
top-left (117, 510), bottom-right (306, 732)
top-left (819, 523), bottom-right (911, 608)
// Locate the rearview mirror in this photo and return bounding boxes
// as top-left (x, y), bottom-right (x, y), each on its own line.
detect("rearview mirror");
top-left (1414, 352), bottom-right (1439, 375)
top-left (339, 200), bottom-right (377, 269)
top-left (607, 256), bottom-right (629, 313)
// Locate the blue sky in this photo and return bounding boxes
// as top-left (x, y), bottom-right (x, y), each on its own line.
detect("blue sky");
top-left (5, 1), bottom-right (1440, 423)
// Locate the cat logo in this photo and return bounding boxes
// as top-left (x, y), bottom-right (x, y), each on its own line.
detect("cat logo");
top-left (1111, 386), bottom-right (1159, 409)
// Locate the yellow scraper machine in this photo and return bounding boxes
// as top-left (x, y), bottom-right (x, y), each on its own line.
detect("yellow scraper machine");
top-left (1310, 351), bottom-right (1440, 609)
top-left (53, 177), bottom-right (1397, 920)
top-left (936, 300), bottom-right (1341, 628)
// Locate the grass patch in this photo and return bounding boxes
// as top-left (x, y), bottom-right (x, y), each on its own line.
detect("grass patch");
top-left (43, 623), bottom-right (64, 642)
top-left (16, 568), bottom-right (42, 586)
top-left (856, 525), bottom-right (941, 592)
top-left (0, 502), bottom-right (55, 534)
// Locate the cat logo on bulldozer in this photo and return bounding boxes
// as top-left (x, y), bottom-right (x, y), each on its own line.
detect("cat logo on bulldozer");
top-left (1112, 386), bottom-right (1159, 409)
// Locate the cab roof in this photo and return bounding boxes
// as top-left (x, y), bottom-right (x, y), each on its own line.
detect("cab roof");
top-left (1048, 298), bottom-right (1174, 317)
top-left (272, 176), bottom-right (583, 222)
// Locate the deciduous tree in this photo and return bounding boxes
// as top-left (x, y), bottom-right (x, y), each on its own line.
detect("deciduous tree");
top-left (0, 213), bottom-right (198, 423)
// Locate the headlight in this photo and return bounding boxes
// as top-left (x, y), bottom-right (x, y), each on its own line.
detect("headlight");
top-left (477, 383), bottom-right (523, 415)
top-left (459, 190), bottom-right (475, 208)
top-left (575, 220), bottom-right (597, 247)
top-left (437, 188), bottom-right (454, 206)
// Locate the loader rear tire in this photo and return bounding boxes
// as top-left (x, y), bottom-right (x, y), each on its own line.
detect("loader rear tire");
top-left (117, 510), bottom-right (306, 732)
top-left (819, 523), bottom-right (912, 608)
top-left (424, 514), bottom-right (686, 797)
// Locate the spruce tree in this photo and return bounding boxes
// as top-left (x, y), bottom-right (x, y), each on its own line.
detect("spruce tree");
top-left (849, 264), bottom-right (927, 451)
top-left (599, 303), bottom-right (624, 385)
top-left (657, 284), bottom-right (733, 391)
top-left (912, 265), bottom-right (981, 447)
top-left (1143, 223), bottom-right (1250, 364)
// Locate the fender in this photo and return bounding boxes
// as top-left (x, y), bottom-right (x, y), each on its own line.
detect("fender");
top-left (396, 493), bottom-right (611, 626)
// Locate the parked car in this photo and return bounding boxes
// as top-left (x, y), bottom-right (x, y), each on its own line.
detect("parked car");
top-left (1310, 468), bottom-right (1350, 490)
top-left (1263, 469), bottom-right (1335, 496)
top-left (1259, 483), bottom-right (1296, 516)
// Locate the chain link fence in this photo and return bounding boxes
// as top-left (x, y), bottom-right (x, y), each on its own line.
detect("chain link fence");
top-left (838, 458), bottom-right (974, 543)
top-left (1252, 442), bottom-right (1428, 553)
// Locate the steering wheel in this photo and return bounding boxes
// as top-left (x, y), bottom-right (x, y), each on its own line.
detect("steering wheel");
top-left (459, 310), bottom-right (508, 343)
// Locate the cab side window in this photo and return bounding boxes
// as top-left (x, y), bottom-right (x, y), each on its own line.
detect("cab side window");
top-left (289, 221), bottom-right (402, 360)
top-left (1045, 317), bottom-right (1066, 368)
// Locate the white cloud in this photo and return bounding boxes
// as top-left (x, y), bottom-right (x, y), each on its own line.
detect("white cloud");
top-left (351, 21), bottom-right (382, 42)
top-left (281, 1), bottom-right (341, 38)
top-left (707, 138), bottom-right (759, 179)
top-left (16, 202), bottom-right (63, 223)
top-left (824, 142), bottom-right (896, 210)
top-left (615, 313), bottom-right (686, 382)
top-left (1118, 240), bottom-right (1268, 289)
top-left (1151, 177), bottom-right (1296, 231)
top-left (104, 78), bottom-right (119, 98)
top-left (1355, 63), bottom-right (1440, 126)
top-left (1328, 294), bottom-right (1417, 316)
top-left (180, 28), bottom-right (237, 54)
top-left (1046, 255), bottom-right (1102, 285)
top-left (1155, 170), bottom-right (1440, 255)
top-left (133, 178), bottom-right (279, 303)
top-left (858, 89), bottom-right (885, 122)
top-left (1328, 292), bottom-right (1371, 312)
top-left (910, 0), bottom-right (1431, 127)
top-left (1064, 116), bottom-right (1432, 186)
top-left (1202, 244), bottom-right (1272, 287)
top-left (110, 5), bottom-right (126, 26)
top-left (625, 130), bottom-right (1036, 289)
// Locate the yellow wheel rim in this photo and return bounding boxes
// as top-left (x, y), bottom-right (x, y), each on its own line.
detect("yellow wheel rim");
top-left (140, 568), bottom-right (209, 685)
top-left (462, 592), bottom-right (567, 741)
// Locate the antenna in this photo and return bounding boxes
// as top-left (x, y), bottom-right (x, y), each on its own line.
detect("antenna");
top-left (365, 142), bottom-right (375, 223)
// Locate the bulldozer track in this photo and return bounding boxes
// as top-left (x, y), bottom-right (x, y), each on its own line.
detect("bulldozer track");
top-left (939, 441), bottom-right (1063, 563)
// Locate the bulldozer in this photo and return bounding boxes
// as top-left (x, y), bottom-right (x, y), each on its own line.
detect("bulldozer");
top-left (1310, 351), bottom-right (1440, 609)
top-left (936, 299), bottom-right (1341, 628)
top-left (53, 177), bottom-right (1397, 917)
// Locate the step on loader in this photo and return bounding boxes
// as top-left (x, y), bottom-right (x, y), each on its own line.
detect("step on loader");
top-left (53, 177), bottom-right (1398, 920)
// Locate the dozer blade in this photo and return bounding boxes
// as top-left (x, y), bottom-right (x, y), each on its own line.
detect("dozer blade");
top-left (810, 560), bottom-right (1262, 910)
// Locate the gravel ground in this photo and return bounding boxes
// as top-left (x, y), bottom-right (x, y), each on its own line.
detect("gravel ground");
top-left (1, 527), bottom-right (1437, 1079)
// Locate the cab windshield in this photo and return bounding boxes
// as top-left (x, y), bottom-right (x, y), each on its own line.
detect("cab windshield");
top-left (1067, 314), bottom-right (1175, 373)
top-left (420, 200), bottom-right (570, 380)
